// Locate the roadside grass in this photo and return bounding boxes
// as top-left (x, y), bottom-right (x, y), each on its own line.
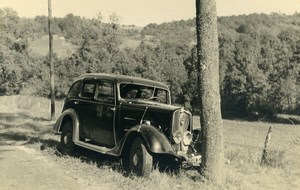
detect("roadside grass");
top-left (1, 95), bottom-right (300, 189)
top-left (222, 120), bottom-right (300, 189)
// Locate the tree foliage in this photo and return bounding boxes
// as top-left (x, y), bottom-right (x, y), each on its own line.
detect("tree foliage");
top-left (1, 8), bottom-right (300, 117)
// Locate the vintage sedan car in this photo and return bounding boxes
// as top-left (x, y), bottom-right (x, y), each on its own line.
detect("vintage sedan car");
top-left (52, 73), bottom-right (201, 176)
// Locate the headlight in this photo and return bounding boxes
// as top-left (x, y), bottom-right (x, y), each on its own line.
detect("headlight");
top-left (182, 131), bottom-right (193, 146)
top-left (172, 130), bottom-right (182, 144)
top-left (172, 130), bottom-right (193, 146)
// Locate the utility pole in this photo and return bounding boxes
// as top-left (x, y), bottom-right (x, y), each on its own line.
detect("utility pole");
top-left (48, 0), bottom-right (55, 120)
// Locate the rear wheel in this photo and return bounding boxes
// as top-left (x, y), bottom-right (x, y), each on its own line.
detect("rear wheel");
top-left (129, 137), bottom-right (153, 177)
top-left (60, 122), bottom-right (75, 155)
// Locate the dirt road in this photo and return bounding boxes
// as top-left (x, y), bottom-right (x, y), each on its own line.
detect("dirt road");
top-left (0, 142), bottom-right (90, 190)
top-left (0, 109), bottom-right (124, 190)
top-left (0, 110), bottom-right (90, 190)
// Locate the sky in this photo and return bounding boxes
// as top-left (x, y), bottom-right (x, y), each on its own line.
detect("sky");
top-left (1, 0), bottom-right (300, 26)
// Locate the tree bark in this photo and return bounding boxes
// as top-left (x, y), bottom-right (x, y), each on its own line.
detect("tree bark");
top-left (195, 0), bottom-right (224, 185)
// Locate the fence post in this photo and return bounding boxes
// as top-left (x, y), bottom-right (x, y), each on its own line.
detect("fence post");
top-left (261, 126), bottom-right (272, 165)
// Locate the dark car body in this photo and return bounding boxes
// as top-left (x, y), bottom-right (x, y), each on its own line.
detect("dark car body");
top-left (52, 73), bottom-right (201, 176)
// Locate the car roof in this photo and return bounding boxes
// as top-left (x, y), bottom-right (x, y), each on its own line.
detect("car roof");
top-left (76, 73), bottom-right (169, 89)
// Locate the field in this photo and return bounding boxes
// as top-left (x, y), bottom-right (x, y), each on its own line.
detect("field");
top-left (29, 35), bottom-right (74, 58)
top-left (29, 35), bottom-right (149, 58)
top-left (0, 96), bottom-right (299, 189)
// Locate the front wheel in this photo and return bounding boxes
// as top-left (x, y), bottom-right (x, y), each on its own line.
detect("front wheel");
top-left (129, 137), bottom-right (153, 177)
top-left (60, 122), bottom-right (75, 155)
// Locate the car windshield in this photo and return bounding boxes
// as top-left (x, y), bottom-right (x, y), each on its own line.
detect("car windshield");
top-left (119, 83), bottom-right (170, 104)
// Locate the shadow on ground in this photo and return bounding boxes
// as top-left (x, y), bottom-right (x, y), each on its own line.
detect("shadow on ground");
top-left (57, 146), bottom-right (186, 176)
top-left (0, 112), bottom-right (49, 122)
top-left (0, 111), bottom-right (57, 147)
top-left (0, 112), bottom-right (124, 174)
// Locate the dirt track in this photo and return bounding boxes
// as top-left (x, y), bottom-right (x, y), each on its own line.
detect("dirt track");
top-left (0, 110), bottom-right (89, 190)
top-left (0, 108), bottom-right (124, 190)
top-left (0, 142), bottom-right (90, 190)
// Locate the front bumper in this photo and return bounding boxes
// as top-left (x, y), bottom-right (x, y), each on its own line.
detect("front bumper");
top-left (172, 141), bottom-right (202, 166)
top-left (176, 149), bottom-right (201, 166)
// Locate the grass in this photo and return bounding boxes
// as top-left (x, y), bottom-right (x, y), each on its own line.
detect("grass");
top-left (29, 34), bottom-right (157, 58)
top-left (221, 120), bottom-right (300, 189)
top-left (121, 38), bottom-right (142, 49)
top-left (1, 95), bottom-right (300, 189)
top-left (29, 35), bottom-right (74, 58)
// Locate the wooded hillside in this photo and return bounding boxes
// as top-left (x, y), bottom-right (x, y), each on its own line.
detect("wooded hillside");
top-left (0, 8), bottom-right (299, 117)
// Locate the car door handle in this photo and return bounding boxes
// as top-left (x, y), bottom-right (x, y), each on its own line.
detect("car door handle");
top-left (74, 101), bottom-right (79, 105)
top-left (110, 107), bottom-right (116, 111)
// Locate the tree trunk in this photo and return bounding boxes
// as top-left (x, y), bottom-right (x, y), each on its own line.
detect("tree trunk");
top-left (195, 0), bottom-right (224, 185)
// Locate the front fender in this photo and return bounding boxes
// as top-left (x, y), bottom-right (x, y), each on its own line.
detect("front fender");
top-left (51, 109), bottom-right (80, 142)
top-left (120, 124), bottom-right (176, 157)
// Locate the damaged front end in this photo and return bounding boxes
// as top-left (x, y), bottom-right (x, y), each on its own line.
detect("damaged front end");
top-left (170, 107), bottom-right (202, 166)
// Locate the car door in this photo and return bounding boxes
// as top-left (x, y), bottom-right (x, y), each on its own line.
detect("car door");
top-left (77, 79), bottom-right (96, 140)
top-left (89, 80), bottom-right (116, 147)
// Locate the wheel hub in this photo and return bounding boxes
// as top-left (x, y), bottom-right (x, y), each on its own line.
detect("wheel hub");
top-left (63, 134), bottom-right (69, 145)
top-left (133, 153), bottom-right (139, 166)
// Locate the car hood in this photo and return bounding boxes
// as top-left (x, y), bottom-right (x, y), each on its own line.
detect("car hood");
top-left (120, 99), bottom-right (182, 112)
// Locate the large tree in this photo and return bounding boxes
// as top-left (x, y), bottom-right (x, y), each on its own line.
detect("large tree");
top-left (195, 0), bottom-right (224, 185)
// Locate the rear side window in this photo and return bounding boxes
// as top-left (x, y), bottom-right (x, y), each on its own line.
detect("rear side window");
top-left (68, 80), bottom-right (82, 98)
top-left (81, 81), bottom-right (96, 99)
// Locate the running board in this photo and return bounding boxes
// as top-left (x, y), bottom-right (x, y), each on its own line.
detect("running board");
top-left (75, 141), bottom-right (117, 156)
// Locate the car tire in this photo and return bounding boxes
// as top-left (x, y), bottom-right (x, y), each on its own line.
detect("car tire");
top-left (129, 137), bottom-right (153, 177)
top-left (60, 122), bottom-right (75, 155)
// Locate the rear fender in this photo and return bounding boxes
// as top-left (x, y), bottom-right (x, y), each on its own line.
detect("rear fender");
top-left (52, 109), bottom-right (80, 142)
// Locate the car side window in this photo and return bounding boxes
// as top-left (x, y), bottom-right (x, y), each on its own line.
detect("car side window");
top-left (140, 87), bottom-right (153, 99)
top-left (125, 89), bottom-right (138, 99)
top-left (95, 81), bottom-right (114, 103)
top-left (81, 81), bottom-right (96, 99)
top-left (156, 89), bottom-right (168, 103)
top-left (68, 80), bottom-right (83, 98)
